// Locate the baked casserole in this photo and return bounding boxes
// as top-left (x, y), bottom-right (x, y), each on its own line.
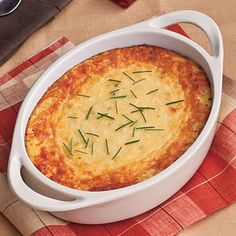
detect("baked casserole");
top-left (25, 45), bottom-right (212, 191)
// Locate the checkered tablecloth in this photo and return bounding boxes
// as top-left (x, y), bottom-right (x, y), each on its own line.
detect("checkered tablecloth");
top-left (0, 25), bottom-right (236, 236)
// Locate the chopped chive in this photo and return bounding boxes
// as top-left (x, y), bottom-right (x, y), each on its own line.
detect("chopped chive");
top-left (122, 72), bottom-right (135, 83)
top-left (130, 89), bottom-right (137, 98)
top-left (115, 101), bottom-right (118, 114)
top-left (77, 93), bottom-right (90, 98)
top-left (97, 112), bottom-right (115, 120)
top-left (86, 106), bottom-right (93, 120)
top-left (67, 116), bottom-right (79, 119)
top-left (140, 110), bottom-right (147, 123)
top-left (145, 128), bottom-right (164, 131)
top-left (130, 108), bottom-right (147, 122)
top-left (125, 139), bottom-right (140, 145)
top-left (136, 126), bottom-right (155, 130)
top-left (110, 89), bottom-right (120, 94)
top-left (130, 105), bottom-right (152, 124)
top-left (78, 129), bottom-right (87, 144)
top-left (129, 103), bottom-right (155, 111)
top-left (122, 114), bottom-right (133, 122)
top-left (115, 121), bottom-right (133, 131)
top-left (131, 108), bottom-right (155, 113)
top-left (129, 103), bottom-right (139, 109)
top-left (130, 120), bottom-right (137, 127)
top-left (85, 138), bottom-right (90, 149)
top-left (74, 150), bottom-right (88, 154)
top-left (132, 127), bottom-right (136, 137)
top-left (131, 110), bottom-right (142, 113)
top-left (63, 143), bottom-right (73, 156)
top-left (133, 70), bottom-right (152, 74)
top-left (85, 132), bottom-right (100, 137)
top-left (112, 147), bottom-right (122, 159)
top-left (105, 139), bottom-right (110, 155)
top-left (69, 137), bottom-right (73, 152)
top-left (108, 79), bottom-right (121, 83)
top-left (166, 100), bottom-right (184, 105)
top-left (91, 142), bottom-right (94, 154)
top-left (132, 78), bottom-right (146, 85)
top-left (109, 95), bottom-right (127, 99)
top-left (139, 106), bottom-right (155, 110)
top-left (146, 88), bottom-right (159, 95)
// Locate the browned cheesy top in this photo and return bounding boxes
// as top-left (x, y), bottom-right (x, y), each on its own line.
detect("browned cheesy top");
top-left (25, 45), bottom-right (212, 191)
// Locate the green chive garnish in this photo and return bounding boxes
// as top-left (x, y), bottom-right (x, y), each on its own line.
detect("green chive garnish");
top-left (115, 121), bottom-right (133, 131)
top-left (67, 116), bottom-right (79, 119)
top-left (63, 143), bottom-right (73, 156)
top-left (130, 120), bottom-right (137, 127)
top-left (129, 104), bottom-right (147, 123)
top-left (129, 103), bottom-right (155, 111)
top-left (132, 78), bottom-right (146, 85)
top-left (86, 106), bottom-right (93, 120)
top-left (69, 138), bottom-right (73, 152)
top-left (115, 101), bottom-right (118, 114)
top-left (130, 89), bottom-right (137, 98)
top-left (78, 129), bottom-right (87, 144)
top-left (122, 72), bottom-right (135, 83)
top-left (77, 93), bottom-right (90, 98)
top-left (97, 112), bottom-right (115, 120)
top-left (129, 103), bottom-right (139, 109)
top-left (122, 114), bottom-right (133, 122)
top-left (133, 71), bottom-right (152, 74)
top-left (132, 127), bottom-right (136, 137)
top-left (129, 104), bottom-right (155, 122)
top-left (108, 79), bottom-right (121, 83)
top-left (136, 126), bottom-right (155, 130)
top-left (139, 106), bottom-right (155, 110)
top-left (110, 89), bottom-right (120, 94)
top-left (105, 139), bottom-right (110, 155)
top-left (146, 88), bottom-right (159, 95)
top-left (130, 110), bottom-right (140, 114)
top-left (85, 132), bottom-right (100, 137)
top-left (112, 147), bottom-right (122, 159)
top-left (74, 150), bottom-right (88, 154)
top-left (125, 139), bottom-right (140, 145)
top-left (85, 138), bottom-right (90, 149)
top-left (130, 108), bottom-right (155, 113)
top-left (140, 111), bottom-right (147, 123)
top-left (91, 142), bottom-right (94, 155)
top-left (110, 95), bottom-right (127, 99)
top-left (166, 100), bottom-right (184, 105)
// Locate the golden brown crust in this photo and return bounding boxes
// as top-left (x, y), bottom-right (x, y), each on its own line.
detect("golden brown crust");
top-left (25, 45), bottom-right (212, 191)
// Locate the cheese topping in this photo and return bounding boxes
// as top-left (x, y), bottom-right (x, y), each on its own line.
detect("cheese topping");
top-left (25, 45), bottom-right (212, 191)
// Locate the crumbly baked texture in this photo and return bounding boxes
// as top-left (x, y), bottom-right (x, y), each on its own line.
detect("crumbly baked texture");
top-left (25, 45), bottom-right (212, 191)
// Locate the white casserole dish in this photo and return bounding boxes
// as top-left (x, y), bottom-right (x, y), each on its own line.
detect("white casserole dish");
top-left (8, 10), bottom-right (223, 224)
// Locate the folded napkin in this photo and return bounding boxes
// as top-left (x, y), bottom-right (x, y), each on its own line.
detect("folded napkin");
top-left (0, 0), bottom-right (72, 66)
top-left (0, 26), bottom-right (236, 236)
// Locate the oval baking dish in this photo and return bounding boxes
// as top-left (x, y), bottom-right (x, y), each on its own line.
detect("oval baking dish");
top-left (8, 10), bottom-right (223, 224)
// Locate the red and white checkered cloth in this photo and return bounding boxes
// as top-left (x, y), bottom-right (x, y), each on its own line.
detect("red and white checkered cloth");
top-left (0, 25), bottom-right (236, 236)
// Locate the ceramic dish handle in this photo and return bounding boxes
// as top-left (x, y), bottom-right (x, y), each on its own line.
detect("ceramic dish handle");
top-left (147, 10), bottom-right (223, 68)
top-left (8, 156), bottom-right (87, 211)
